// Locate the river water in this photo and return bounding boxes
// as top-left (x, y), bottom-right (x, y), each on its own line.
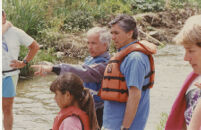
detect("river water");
top-left (12, 44), bottom-right (192, 130)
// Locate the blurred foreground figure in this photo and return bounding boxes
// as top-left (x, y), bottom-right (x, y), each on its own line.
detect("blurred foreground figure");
top-left (165, 15), bottom-right (201, 130)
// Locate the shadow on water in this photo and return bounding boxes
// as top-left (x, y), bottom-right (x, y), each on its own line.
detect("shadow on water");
top-left (13, 44), bottom-right (192, 130)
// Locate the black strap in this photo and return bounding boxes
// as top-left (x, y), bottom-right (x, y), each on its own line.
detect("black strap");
top-left (52, 66), bottom-right (61, 75)
top-left (142, 82), bottom-right (154, 91)
top-left (2, 69), bottom-right (18, 74)
top-left (103, 76), bottom-right (125, 81)
top-left (108, 60), bottom-right (120, 64)
top-left (102, 88), bottom-right (128, 94)
top-left (144, 71), bottom-right (155, 79)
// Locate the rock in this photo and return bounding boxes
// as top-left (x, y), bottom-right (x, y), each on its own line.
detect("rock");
top-left (56, 52), bottom-right (65, 58)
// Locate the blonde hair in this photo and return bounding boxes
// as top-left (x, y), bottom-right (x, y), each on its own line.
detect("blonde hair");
top-left (174, 15), bottom-right (201, 47)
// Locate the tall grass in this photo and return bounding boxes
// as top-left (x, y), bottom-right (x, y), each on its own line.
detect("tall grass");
top-left (3, 0), bottom-right (200, 36)
top-left (3, 0), bottom-right (48, 37)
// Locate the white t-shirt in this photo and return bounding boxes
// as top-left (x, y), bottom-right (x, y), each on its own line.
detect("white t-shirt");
top-left (2, 27), bottom-right (34, 77)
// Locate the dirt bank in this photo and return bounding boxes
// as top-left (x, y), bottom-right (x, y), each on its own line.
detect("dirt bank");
top-left (136, 7), bottom-right (200, 45)
top-left (56, 8), bottom-right (200, 59)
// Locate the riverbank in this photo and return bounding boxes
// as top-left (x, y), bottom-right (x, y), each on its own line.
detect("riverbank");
top-left (14, 44), bottom-right (192, 130)
top-left (39, 8), bottom-right (200, 63)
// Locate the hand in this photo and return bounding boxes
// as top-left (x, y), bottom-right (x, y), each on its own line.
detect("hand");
top-left (195, 82), bottom-right (201, 89)
top-left (10, 60), bottom-right (26, 69)
top-left (31, 65), bottom-right (53, 76)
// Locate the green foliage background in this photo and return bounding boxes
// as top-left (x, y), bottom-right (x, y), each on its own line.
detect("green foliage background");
top-left (2, 0), bottom-right (201, 77)
top-left (3, 0), bottom-right (201, 45)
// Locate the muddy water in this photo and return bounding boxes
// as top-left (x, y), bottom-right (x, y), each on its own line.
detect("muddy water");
top-left (13, 44), bottom-right (192, 130)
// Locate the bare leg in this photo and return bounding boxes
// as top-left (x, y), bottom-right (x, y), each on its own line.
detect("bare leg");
top-left (3, 97), bottom-right (14, 130)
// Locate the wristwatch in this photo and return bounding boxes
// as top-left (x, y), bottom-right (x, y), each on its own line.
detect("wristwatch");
top-left (23, 59), bottom-right (28, 65)
top-left (120, 126), bottom-right (129, 130)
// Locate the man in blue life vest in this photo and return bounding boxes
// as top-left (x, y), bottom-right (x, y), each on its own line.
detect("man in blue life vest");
top-left (31, 27), bottom-right (111, 127)
top-left (100, 14), bottom-right (156, 130)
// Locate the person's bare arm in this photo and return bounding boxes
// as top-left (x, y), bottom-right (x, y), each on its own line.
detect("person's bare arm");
top-left (122, 86), bottom-right (141, 128)
top-left (10, 41), bottom-right (39, 69)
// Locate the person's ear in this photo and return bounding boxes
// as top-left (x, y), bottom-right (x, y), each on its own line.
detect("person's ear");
top-left (103, 43), bottom-right (108, 49)
top-left (66, 91), bottom-right (70, 96)
top-left (64, 91), bottom-right (71, 100)
top-left (127, 30), bottom-right (134, 39)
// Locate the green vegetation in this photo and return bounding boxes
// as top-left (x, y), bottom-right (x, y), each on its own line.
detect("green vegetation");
top-left (4, 0), bottom-right (200, 38)
top-left (3, 0), bottom-right (200, 76)
top-left (156, 112), bottom-right (168, 130)
top-left (18, 46), bottom-right (57, 76)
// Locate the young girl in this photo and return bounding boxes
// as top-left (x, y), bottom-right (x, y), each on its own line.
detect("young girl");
top-left (50, 73), bottom-right (99, 130)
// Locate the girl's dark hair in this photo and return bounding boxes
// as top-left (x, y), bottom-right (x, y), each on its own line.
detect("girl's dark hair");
top-left (109, 14), bottom-right (138, 39)
top-left (197, 42), bottom-right (201, 47)
top-left (50, 73), bottom-right (99, 130)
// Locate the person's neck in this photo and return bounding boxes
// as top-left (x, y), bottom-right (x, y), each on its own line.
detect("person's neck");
top-left (92, 51), bottom-right (107, 58)
top-left (124, 39), bottom-right (136, 46)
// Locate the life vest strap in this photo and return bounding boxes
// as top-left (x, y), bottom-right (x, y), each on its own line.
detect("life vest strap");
top-left (142, 82), bottom-right (154, 91)
top-left (102, 88), bottom-right (128, 94)
top-left (144, 71), bottom-right (155, 79)
top-left (103, 76), bottom-right (125, 81)
top-left (108, 60), bottom-right (120, 64)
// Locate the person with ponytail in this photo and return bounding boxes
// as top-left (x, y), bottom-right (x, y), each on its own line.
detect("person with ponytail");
top-left (50, 72), bottom-right (99, 130)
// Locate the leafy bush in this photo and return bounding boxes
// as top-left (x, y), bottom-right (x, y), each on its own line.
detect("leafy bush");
top-left (89, 5), bottom-right (111, 26)
top-left (18, 46), bottom-right (33, 76)
top-left (62, 2), bottom-right (94, 32)
top-left (18, 46), bottom-right (57, 76)
top-left (33, 48), bottom-right (57, 63)
top-left (101, 0), bottom-right (132, 14)
top-left (3, 0), bottom-right (47, 38)
top-left (130, 0), bottom-right (165, 12)
top-left (156, 112), bottom-right (168, 130)
top-left (62, 9), bottom-right (94, 32)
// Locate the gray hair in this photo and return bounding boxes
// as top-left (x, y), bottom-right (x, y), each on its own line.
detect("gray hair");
top-left (109, 14), bottom-right (138, 40)
top-left (87, 27), bottom-right (111, 47)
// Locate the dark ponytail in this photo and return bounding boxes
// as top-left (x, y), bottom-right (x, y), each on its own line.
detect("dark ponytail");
top-left (80, 89), bottom-right (99, 130)
top-left (50, 73), bottom-right (99, 130)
